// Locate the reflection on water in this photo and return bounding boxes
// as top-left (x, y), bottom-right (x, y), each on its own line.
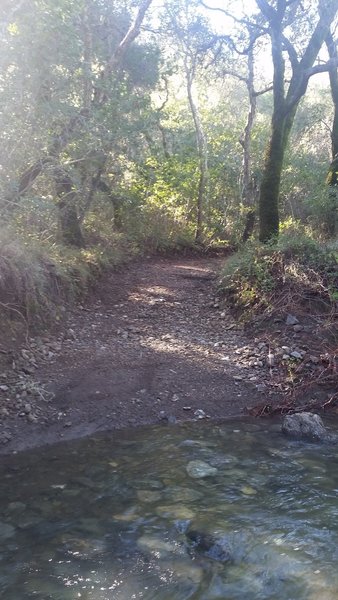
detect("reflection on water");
top-left (1, 418), bottom-right (338, 599)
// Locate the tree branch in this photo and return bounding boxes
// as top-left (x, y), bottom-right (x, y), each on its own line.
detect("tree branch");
top-left (254, 83), bottom-right (274, 96)
top-left (281, 33), bottom-right (299, 71)
top-left (200, 0), bottom-right (267, 33)
top-left (108, 0), bottom-right (152, 68)
top-left (255, 0), bottom-right (277, 22)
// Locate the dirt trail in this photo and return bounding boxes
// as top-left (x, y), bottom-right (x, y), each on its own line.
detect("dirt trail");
top-left (1, 256), bottom-right (279, 453)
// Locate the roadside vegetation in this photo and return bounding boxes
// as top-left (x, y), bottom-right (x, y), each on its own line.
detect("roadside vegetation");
top-left (219, 227), bottom-right (338, 321)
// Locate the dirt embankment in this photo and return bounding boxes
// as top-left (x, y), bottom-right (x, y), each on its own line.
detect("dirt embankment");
top-left (1, 256), bottom-right (289, 454)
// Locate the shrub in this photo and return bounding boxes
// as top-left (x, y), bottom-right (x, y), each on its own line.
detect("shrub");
top-left (218, 228), bottom-right (338, 319)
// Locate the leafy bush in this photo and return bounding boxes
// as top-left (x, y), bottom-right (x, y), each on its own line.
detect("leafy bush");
top-left (219, 228), bottom-right (338, 318)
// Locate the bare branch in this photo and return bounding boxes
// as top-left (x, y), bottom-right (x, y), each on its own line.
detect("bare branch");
top-left (94, 0), bottom-right (153, 103)
top-left (305, 57), bottom-right (338, 78)
top-left (254, 83), bottom-right (274, 96)
top-left (200, 0), bottom-right (267, 33)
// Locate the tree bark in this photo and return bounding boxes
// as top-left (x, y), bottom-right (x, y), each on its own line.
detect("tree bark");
top-left (257, 0), bottom-right (338, 242)
top-left (326, 32), bottom-right (338, 158)
top-left (54, 169), bottom-right (85, 248)
top-left (240, 46), bottom-right (258, 242)
top-left (259, 117), bottom-right (286, 241)
top-left (185, 60), bottom-right (208, 244)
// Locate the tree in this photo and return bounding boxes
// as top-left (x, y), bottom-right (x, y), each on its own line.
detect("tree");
top-left (161, 1), bottom-right (211, 243)
top-left (256, 0), bottom-right (338, 241)
top-left (326, 31), bottom-right (338, 158)
top-left (3, 0), bottom-right (154, 246)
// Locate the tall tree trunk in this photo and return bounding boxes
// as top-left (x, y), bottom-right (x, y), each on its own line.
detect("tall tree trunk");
top-left (186, 61), bottom-right (208, 244)
top-left (326, 32), bottom-right (338, 157)
top-left (324, 33), bottom-right (338, 237)
top-left (259, 117), bottom-right (286, 242)
top-left (241, 46), bottom-right (258, 242)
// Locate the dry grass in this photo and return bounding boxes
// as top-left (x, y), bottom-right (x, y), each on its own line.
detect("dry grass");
top-left (0, 226), bottom-right (136, 327)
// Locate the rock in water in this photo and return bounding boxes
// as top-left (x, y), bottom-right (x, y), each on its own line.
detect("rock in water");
top-left (187, 530), bottom-right (233, 563)
top-left (0, 522), bottom-right (15, 540)
top-left (282, 413), bottom-right (329, 441)
top-left (186, 460), bottom-right (218, 479)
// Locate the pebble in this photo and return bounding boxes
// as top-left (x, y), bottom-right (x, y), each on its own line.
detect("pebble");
top-left (0, 431), bottom-right (12, 443)
top-left (286, 314), bottom-right (299, 325)
top-left (267, 353), bottom-right (275, 367)
top-left (194, 409), bottom-right (207, 419)
top-left (66, 328), bottom-right (76, 340)
top-left (241, 485), bottom-right (257, 496)
top-left (27, 413), bottom-right (38, 423)
top-left (137, 490), bottom-right (161, 503)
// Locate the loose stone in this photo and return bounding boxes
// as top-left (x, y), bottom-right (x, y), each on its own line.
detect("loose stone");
top-left (286, 314), bottom-right (299, 326)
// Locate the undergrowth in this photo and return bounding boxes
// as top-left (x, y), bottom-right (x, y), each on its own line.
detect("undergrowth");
top-left (219, 229), bottom-right (338, 320)
top-left (0, 226), bottom-right (137, 327)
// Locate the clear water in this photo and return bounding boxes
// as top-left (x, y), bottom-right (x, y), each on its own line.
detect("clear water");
top-left (1, 418), bottom-right (338, 600)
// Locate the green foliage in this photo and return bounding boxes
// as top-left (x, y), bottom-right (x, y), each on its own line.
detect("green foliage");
top-left (219, 226), bottom-right (338, 318)
top-left (0, 224), bottom-right (136, 324)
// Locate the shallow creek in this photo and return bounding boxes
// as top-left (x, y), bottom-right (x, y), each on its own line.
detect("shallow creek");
top-left (1, 418), bottom-right (338, 599)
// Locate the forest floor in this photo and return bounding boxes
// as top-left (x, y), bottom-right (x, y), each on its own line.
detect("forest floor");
top-left (0, 255), bottom-right (335, 454)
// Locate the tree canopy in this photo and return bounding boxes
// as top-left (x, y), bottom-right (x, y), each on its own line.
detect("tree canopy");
top-left (0, 0), bottom-right (337, 252)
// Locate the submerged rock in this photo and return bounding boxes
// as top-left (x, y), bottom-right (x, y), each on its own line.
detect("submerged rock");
top-left (0, 522), bottom-right (15, 540)
top-left (186, 460), bottom-right (218, 479)
top-left (187, 530), bottom-right (233, 563)
top-left (136, 490), bottom-right (161, 503)
top-left (282, 413), bottom-right (331, 442)
top-left (137, 535), bottom-right (184, 557)
top-left (156, 504), bottom-right (195, 520)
